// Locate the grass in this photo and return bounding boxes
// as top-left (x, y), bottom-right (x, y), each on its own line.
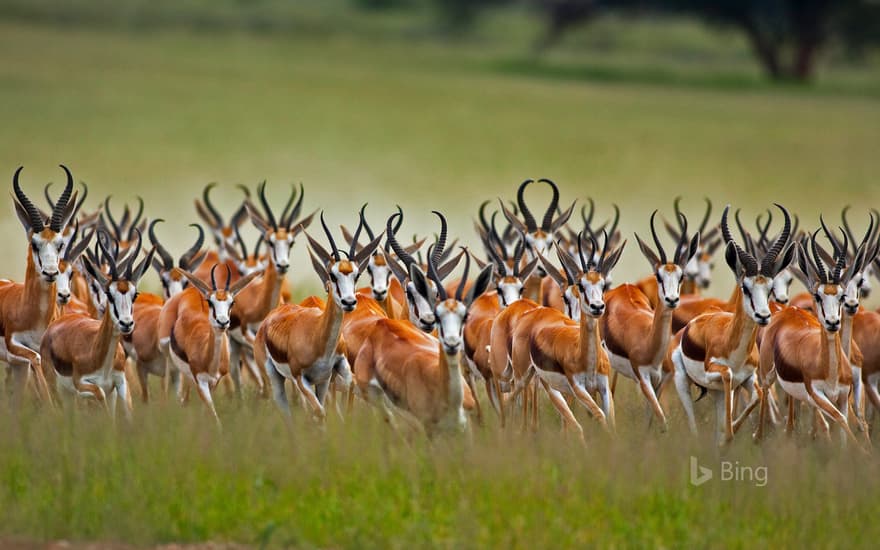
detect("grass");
top-left (1, 6), bottom-right (880, 547)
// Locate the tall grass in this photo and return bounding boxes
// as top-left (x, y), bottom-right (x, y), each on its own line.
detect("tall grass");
top-left (2, 387), bottom-right (879, 547)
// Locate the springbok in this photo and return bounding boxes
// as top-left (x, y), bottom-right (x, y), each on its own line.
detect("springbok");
top-left (100, 196), bottom-right (146, 253)
top-left (55, 223), bottom-right (96, 315)
top-left (160, 265), bottom-right (259, 423)
top-left (670, 204), bottom-right (794, 445)
top-left (600, 210), bottom-right (699, 430)
top-left (149, 219), bottom-right (207, 300)
top-left (0, 165), bottom-right (78, 406)
top-left (500, 178), bottom-right (575, 301)
top-left (755, 230), bottom-right (866, 449)
top-left (41, 230), bottom-right (155, 417)
top-left (509, 232), bottom-right (626, 440)
top-left (255, 211), bottom-right (382, 420)
top-left (353, 248), bottom-right (493, 436)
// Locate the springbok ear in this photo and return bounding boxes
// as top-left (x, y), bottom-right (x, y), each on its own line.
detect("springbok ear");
top-left (177, 268), bottom-right (212, 297)
top-left (246, 202), bottom-right (272, 235)
top-left (151, 257), bottom-right (165, 276)
top-left (796, 243), bottom-right (817, 287)
top-left (499, 199), bottom-right (528, 234)
top-left (403, 238), bottom-right (426, 255)
top-left (520, 257), bottom-right (540, 281)
top-left (536, 249), bottom-right (566, 290)
top-left (308, 250), bottom-right (330, 285)
top-left (82, 256), bottom-right (109, 288)
top-left (291, 210), bottom-right (317, 235)
top-left (466, 264), bottom-right (495, 307)
top-left (437, 249), bottom-right (465, 280)
top-left (58, 190), bottom-right (80, 231)
top-left (194, 200), bottom-right (217, 229)
top-left (354, 232), bottom-right (385, 272)
top-left (724, 242), bottom-right (742, 277)
top-left (635, 233), bottom-right (661, 271)
top-left (187, 251), bottom-right (208, 273)
top-left (683, 233), bottom-right (700, 267)
top-left (409, 264), bottom-right (431, 299)
top-left (66, 228), bottom-right (95, 263)
top-left (602, 240), bottom-right (627, 276)
top-left (12, 199), bottom-right (32, 233)
top-left (550, 201), bottom-right (577, 232)
top-left (306, 232), bottom-right (333, 265)
top-left (230, 270), bottom-right (261, 295)
top-left (385, 253), bottom-right (408, 283)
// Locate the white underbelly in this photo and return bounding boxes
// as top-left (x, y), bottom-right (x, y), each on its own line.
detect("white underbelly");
top-left (56, 370), bottom-right (122, 397)
top-left (778, 378), bottom-right (847, 407)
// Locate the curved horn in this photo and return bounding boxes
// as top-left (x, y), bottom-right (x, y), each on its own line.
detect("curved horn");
top-left (148, 219), bottom-right (174, 270)
top-left (673, 213), bottom-right (688, 265)
top-left (581, 198), bottom-right (595, 231)
top-left (49, 164), bottom-right (74, 232)
top-left (127, 196), bottom-right (144, 241)
top-left (516, 179), bottom-right (537, 232)
top-left (96, 230), bottom-right (118, 280)
top-left (810, 230), bottom-right (828, 283)
top-left (350, 204), bottom-right (367, 258)
top-left (426, 244), bottom-right (447, 301)
top-left (104, 196), bottom-right (122, 239)
top-left (538, 178), bottom-right (559, 231)
top-left (760, 204), bottom-right (790, 277)
top-left (179, 224), bottom-right (205, 269)
top-left (455, 248), bottom-right (471, 302)
top-left (386, 211), bottom-right (416, 268)
top-left (257, 181), bottom-right (277, 230)
top-left (123, 229), bottom-right (143, 279)
top-left (278, 184), bottom-right (297, 229)
top-left (12, 166), bottom-right (45, 231)
top-left (210, 264), bottom-right (219, 291)
top-left (431, 210), bottom-right (448, 265)
top-left (649, 210), bottom-right (667, 265)
top-left (698, 197), bottom-right (713, 235)
top-left (673, 196), bottom-right (686, 232)
top-left (721, 205), bottom-right (758, 276)
top-left (202, 183), bottom-right (224, 227)
top-left (225, 264), bottom-right (232, 292)
top-left (320, 211), bottom-right (340, 262)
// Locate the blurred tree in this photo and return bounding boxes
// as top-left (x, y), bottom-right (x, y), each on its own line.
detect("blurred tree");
top-left (429, 0), bottom-right (513, 31)
top-left (530, 0), bottom-right (880, 82)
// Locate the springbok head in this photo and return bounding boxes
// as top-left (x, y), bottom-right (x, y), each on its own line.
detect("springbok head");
top-left (813, 212), bottom-right (879, 316)
top-left (56, 222), bottom-right (95, 306)
top-left (179, 265), bottom-right (260, 330)
top-left (222, 225), bottom-right (267, 277)
top-left (385, 209), bottom-right (463, 332)
top-left (307, 209), bottom-right (383, 313)
top-left (721, 204), bottom-right (794, 327)
top-left (44, 180), bottom-right (90, 252)
top-left (427, 247), bottom-right (494, 356)
top-left (482, 212), bottom-right (538, 308)
top-left (149, 220), bottom-right (207, 299)
top-left (246, 181), bottom-right (315, 275)
top-left (82, 230), bottom-right (155, 335)
top-left (666, 197), bottom-right (720, 290)
top-left (194, 183), bottom-right (251, 260)
top-left (797, 227), bottom-right (854, 333)
top-left (635, 210), bottom-right (700, 310)
top-left (740, 207), bottom-right (798, 305)
top-left (500, 179), bottom-right (575, 277)
top-left (839, 207), bottom-right (880, 308)
top-left (341, 205), bottom-right (394, 303)
top-left (12, 165), bottom-right (79, 283)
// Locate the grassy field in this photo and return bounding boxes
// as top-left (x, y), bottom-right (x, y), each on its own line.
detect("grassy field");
top-left (2, 6), bottom-right (880, 547)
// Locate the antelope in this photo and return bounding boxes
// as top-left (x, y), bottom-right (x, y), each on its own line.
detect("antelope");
top-left (461, 227), bottom-right (539, 423)
top-left (0, 165), bottom-right (79, 406)
top-left (100, 196), bottom-right (146, 253)
top-left (255, 211), bottom-right (382, 420)
top-left (41, 230), bottom-right (155, 417)
top-left (353, 248), bottom-right (493, 436)
top-left (124, 221), bottom-right (207, 402)
top-left (754, 230), bottom-right (866, 449)
top-left (159, 265), bottom-right (259, 423)
top-left (509, 232), bottom-right (626, 440)
top-left (194, 182), bottom-right (251, 264)
top-left (224, 181), bottom-right (314, 396)
top-left (340, 205), bottom-right (403, 317)
top-left (500, 178), bottom-right (575, 301)
top-left (600, 210), bottom-right (699, 430)
top-left (55, 223), bottom-right (96, 315)
top-left (669, 205), bottom-right (794, 445)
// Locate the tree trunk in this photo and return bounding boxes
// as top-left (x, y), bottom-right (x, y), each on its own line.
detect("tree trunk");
top-left (739, 14), bottom-right (783, 80)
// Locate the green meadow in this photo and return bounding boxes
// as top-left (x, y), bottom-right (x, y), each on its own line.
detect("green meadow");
top-left (1, 3), bottom-right (880, 547)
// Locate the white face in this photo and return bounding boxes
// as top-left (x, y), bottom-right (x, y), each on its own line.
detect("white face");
top-left (655, 264), bottom-right (684, 309)
top-left (696, 254), bottom-right (713, 289)
top-left (862, 264), bottom-right (875, 298)
top-left (367, 256), bottom-right (392, 302)
top-left (31, 232), bottom-right (66, 282)
top-left (525, 231), bottom-right (553, 275)
top-left (160, 272), bottom-right (187, 300)
top-left (563, 285), bottom-right (580, 322)
top-left (328, 261), bottom-right (359, 312)
top-left (267, 232), bottom-right (294, 274)
top-left (88, 276), bottom-right (107, 316)
top-left (770, 268), bottom-right (794, 304)
top-left (406, 280), bottom-right (437, 332)
top-left (813, 284), bottom-right (844, 332)
top-left (106, 282), bottom-right (137, 335)
top-left (579, 273), bottom-right (607, 318)
top-left (741, 275), bottom-right (773, 326)
top-left (436, 299), bottom-right (467, 355)
top-left (56, 263), bottom-right (74, 305)
top-left (496, 277), bottom-right (523, 308)
top-left (207, 291), bottom-right (235, 330)
top-left (843, 271), bottom-right (866, 315)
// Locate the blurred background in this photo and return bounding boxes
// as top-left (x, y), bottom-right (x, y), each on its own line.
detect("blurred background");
top-left (1, 0), bottom-right (878, 299)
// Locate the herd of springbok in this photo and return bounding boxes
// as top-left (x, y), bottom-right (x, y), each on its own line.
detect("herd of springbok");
top-left (3, 166), bottom-right (880, 449)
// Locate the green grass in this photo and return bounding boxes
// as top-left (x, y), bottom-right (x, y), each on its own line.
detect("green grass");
top-left (1, 9), bottom-right (880, 547)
